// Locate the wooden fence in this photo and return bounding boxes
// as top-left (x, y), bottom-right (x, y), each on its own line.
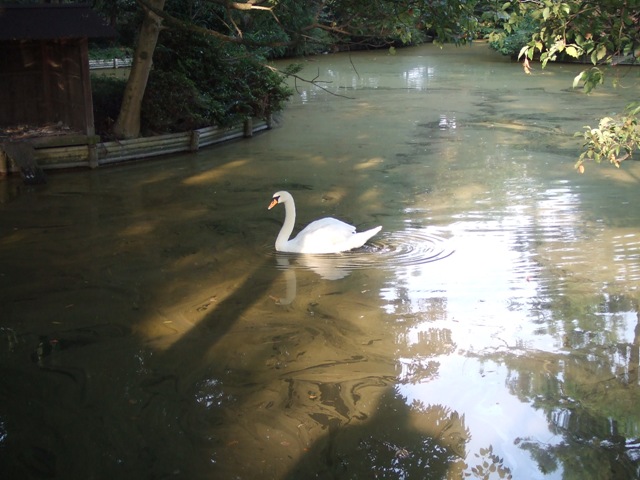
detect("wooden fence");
top-left (0, 117), bottom-right (271, 174)
top-left (89, 58), bottom-right (133, 69)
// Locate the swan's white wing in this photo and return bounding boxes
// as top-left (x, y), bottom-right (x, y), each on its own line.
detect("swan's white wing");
top-left (298, 217), bottom-right (356, 237)
top-left (290, 217), bottom-right (357, 253)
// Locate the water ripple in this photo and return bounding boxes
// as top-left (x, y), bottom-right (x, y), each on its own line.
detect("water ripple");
top-left (368, 228), bottom-right (455, 267)
top-left (263, 228), bottom-right (454, 279)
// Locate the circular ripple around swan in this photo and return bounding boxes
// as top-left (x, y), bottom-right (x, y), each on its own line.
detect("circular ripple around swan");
top-left (368, 228), bottom-right (455, 268)
top-left (263, 228), bottom-right (454, 276)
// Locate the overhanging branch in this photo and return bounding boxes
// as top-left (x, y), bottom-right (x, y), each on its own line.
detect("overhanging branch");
top-left (135, 0), bottom-right (290, 47)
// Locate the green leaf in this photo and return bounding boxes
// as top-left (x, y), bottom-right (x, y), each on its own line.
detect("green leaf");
top-left (565, 45), bottom-right (579, 58)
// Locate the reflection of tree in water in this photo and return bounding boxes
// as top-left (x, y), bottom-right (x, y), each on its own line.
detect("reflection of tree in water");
top-left (471, 294), bottom-right (640, 478)
top-left (398, 327), bottom-right (456, 384)
top-left (286, 385), bottom-right (515, 479)
top-left (286, 387), bottom-right (472, 479)
top-left (358, 400), bottom-right (469, 479)
top-left (465, 444), bottom-right (514, 480)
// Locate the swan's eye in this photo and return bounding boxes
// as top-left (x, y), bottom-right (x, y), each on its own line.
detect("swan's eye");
top-left (274, 196), bottom-right (280, 202)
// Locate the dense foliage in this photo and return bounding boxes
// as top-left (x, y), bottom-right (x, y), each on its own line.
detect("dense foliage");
top-left (143, 29), bottom-right (292, 134)
top-left (486, 11), bottom-right (537, 58)
top-left (90, 1), bottom-right (297, 136)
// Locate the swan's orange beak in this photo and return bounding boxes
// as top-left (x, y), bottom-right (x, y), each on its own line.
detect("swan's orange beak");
top-left (268, 198), bottom-right (279, 210)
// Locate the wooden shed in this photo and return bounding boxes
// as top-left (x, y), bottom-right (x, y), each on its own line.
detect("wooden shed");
top-left (0, 3), bottom-right (115, 177)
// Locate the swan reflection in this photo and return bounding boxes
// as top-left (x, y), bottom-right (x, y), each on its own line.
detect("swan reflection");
top-left (272, 253), bottom-right (355, 305)
top-left (276, 253), bottom-right (354, 280)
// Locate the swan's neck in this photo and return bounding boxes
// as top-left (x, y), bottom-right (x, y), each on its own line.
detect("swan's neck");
top-left (276, 198), bottom-right (296, 251)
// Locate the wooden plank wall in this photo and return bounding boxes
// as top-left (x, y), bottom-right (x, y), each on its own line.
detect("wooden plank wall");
top-left (0, 39), bottom-right (90, 133)
top-left (0, 41), bottom-right (44, 126)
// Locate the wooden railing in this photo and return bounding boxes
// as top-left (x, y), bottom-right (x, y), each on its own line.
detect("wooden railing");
top-left (89, 58), bottom-right (133, 69)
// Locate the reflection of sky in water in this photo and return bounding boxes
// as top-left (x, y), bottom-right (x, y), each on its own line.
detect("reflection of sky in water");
top-left (381, 183), bottom-right (601, 350)
top-left (380, 180), bottom-right (638, 477)
top-left (613, 234), bottom-right (640, 282)
top-left (382, 221), bottom-right (554, 352)
top-left (296, 62), bottom-right (437, 103)
top-left (404, 66), bottom-right (435, 90)
top-left (401, 356), bottom-right (565, 478)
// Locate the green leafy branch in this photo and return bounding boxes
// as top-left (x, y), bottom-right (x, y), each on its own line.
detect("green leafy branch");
top-left (575, 103), bottom-right (640, 172)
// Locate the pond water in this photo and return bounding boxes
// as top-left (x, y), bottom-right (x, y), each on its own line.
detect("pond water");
top-left (1, 43), bottom-right (640, 479)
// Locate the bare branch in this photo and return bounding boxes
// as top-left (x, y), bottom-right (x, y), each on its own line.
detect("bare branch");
top-left (199, 0), bottom-right (273, 12)
top-left (264, 65), bottom-right (355, 100)
top-left (226, 3), bottom-right (243, 38)
top-left (227, 2), bottom-right (272, 12)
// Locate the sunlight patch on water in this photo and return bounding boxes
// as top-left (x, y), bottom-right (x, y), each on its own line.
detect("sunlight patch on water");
top-left (182, 159), bottom-right (250, 185)
top-left (353, 156), bottom-right (385, 170)
top-left (613, 234), bottom-right (640, 283)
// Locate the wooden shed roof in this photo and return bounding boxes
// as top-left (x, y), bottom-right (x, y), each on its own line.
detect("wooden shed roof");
top-left (0, 4), bottom-right (115, 41)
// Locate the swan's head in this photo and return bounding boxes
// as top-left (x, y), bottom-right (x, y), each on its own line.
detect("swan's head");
top-left (268, 191), bottom-right (292, 210)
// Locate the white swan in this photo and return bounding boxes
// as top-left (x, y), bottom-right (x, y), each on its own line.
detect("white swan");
top-left (268, 191), bottom-right (382, 254)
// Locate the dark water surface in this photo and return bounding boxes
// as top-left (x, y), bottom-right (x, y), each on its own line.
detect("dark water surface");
top-left (1, 44), bottom-right (639, 479)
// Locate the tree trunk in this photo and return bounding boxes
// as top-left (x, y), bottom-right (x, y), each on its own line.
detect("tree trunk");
top-left (113, 0), bottom-right (166, 139)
